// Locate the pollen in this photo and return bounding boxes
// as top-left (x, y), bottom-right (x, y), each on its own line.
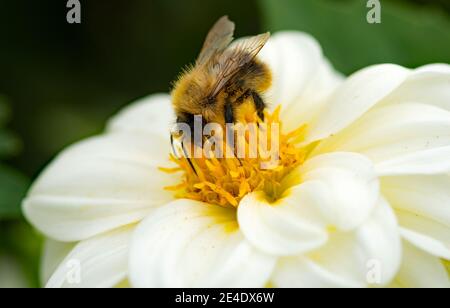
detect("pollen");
top-left (161, 107), bottom-right (308, 208)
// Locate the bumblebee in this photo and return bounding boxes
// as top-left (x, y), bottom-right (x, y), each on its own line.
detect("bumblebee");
top-left (171, 16), bottom-right (272, 140)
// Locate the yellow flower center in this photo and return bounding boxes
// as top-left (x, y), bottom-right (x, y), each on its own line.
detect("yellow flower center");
top-left (160, 107), bottom-right (309, 208)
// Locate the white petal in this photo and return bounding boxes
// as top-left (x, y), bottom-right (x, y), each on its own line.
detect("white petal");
top-left (129, 200), bottom-right (276, 288)
top-left (397, 223), bottom-right (450, 260)
top-left (305, 64), bottom-right (410, 143)
top-left (41, 240), bottom-right (75, 286)
top-left (392, 241), bottom-right (449, 288)
top-left (300, 152), bottom-right (380, 231)
top-left (46, 226), bottom-right (132, 288)
top-left (381, 175), bottom-right (450, 227)
top-left (397, 211), bottom-right (450, 260)
top-left (272, 256), bottom-right (363, 288)
top-left (272, 199), bottom-right (401, 287)
top-left (355, 199), bottom-right (402, 286)
top-left (259, 32), bottom-right (343, 130)
top-left (23, 132), bottom-right (178, 242)
top-left (376, 146), bottom-right (450, 176)
top-left (382, 175), bottom-right (450, 259)
top-left (107, 93), bottom-right (175, 137)
top-left (237, 184), bottom-right (328, 256)
top-left (314, 103), bottom-right (450, 175)
top-left (381, 64), bottom-right (450, 112)
top-left (281, 59), bottom-right (344, 132)
top-left (260, 32), bottom-right (321, 107)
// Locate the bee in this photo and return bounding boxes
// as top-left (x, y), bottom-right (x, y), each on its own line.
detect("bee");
top-left (171, 16), bottom-right (272, 154)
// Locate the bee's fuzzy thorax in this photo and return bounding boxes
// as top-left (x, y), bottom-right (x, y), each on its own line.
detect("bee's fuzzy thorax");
top-left (171, 57), bottom-right (273, 125)
top-left (171, 67), bottom-right (212, 115)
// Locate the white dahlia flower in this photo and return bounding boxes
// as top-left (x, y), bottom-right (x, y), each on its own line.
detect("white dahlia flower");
top-left (23, 32), bottom-right (450, 288)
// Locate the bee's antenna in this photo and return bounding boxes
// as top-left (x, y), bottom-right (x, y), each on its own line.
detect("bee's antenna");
top-left (181, 140), bottom-right (198, 176)
top-left (171, 133), bottom-right (197, 176)
top-left (170, 134), bottom-right (180, 158)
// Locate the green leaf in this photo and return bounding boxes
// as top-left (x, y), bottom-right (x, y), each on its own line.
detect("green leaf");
top-left (0, 164), bottom-right (30, 219)
top-left (0, 96), bottom-right (21, 158)
top-left (0, 130), bottom-right (22, 159)
top-left (260, 0), bottom-right (450, 75)
top-left (0, 96), bottom-right (11, 127)
top-left (0, 220), bottom-right (43, 287)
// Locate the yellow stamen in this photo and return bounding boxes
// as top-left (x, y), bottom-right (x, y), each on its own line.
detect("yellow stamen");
top-left (161, 106), bottom-right (309, 208)
top-left (158, 166), bottom-right (183, 174)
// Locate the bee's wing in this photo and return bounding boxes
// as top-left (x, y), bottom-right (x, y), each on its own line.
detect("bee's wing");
top-left (196, 16), bottom-right (235, 66)
top-left (210, 32), bottom-right (270, 97)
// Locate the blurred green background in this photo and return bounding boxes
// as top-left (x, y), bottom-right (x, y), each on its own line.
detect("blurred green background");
top-left (0, 0), bottom-right (448, 287)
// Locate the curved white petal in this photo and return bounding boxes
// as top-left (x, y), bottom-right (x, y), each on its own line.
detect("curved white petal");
top-left (237, 184), bottom-right (328, 256)
top-left (272, 256), bottom-right (363, 288)
top-left (397, 210), bottom-right (450, 260)
top-left (259, 32), bottom-right (343, 131)
top-left (399, 223), bottom-right (450, 261)
top-left (355, 199), bottom-right (402, 286)
top-left (46, 226), bottom-right (132, 288)
top-left (392, 242), bottom-right (449, 288)
top-left (376, 146), bottom-right (450, 176)
top-left (381, 64), bottom-right (450, 112)
top-left (314, 103), bottom-right (450, 175)
top-left (107, 93), bottom-right (175, 137)
top-left (272, 199), bottom-right (401, 287)
top-left (23, 132), bottom-right (178, 242)
top-left (41, 240), bottom-right (76, 285)
top-left (382, 175), bottom-right (450, 259)
top-left (129, 200), bottom-right (276, 288)
top-left (260, 32), bottom-right (322, 108)
top-left (305, 64), bottom-right (410, 143)
top-left (300, 152), bottom-right (380, 231)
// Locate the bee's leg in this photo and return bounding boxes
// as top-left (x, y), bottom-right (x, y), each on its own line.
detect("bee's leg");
top-left (225, 101), bottom-right (235, 146)
top-left (251, 91), bottom-right (266, 122)
top-left (224, 102), bottom-right (235, 124)
top-left (224, 102), bottom-right (242, 165)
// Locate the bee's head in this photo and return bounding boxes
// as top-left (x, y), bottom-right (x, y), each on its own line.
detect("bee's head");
top-left (175, 112), bottom-right (195, 134)
top-left (170, 112), bottom-right (205, 175)
top-left (170, 111), bottom-right (205, 154)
